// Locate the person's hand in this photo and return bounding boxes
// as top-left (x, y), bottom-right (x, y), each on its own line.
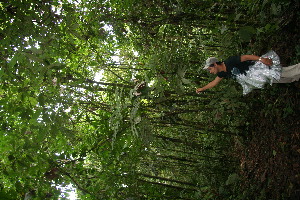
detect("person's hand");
top-left (260, 57), bottom-right (273, 66)
top-left (196, 88), bottom-right (204, 93)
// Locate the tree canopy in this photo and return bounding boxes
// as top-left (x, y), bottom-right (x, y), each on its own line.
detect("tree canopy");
top-left (1, 0), bottom-right (299, 199)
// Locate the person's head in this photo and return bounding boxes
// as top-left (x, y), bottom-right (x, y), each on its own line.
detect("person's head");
top-left (203, 57), bottom-right (222, 74)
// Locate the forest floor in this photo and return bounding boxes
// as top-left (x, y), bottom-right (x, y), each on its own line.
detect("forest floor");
top-left (235, 12), bottom-right (300, 200)
top-left (236, 86), bottom-right (300, 200)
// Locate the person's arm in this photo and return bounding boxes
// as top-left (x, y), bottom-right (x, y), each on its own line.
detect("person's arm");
top-left (241, 55), bottom-right (273, 66)
top-left (196, 77), bottom-right (223, 93)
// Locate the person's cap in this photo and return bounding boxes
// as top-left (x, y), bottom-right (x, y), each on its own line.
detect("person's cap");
top-left (203, 57), bottom-right (219, 70)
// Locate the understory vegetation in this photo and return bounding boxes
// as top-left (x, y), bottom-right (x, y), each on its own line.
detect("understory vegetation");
top-left (0, 0), bottom-right (299, 199)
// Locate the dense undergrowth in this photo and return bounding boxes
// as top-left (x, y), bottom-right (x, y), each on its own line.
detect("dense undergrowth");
top-left (1, 0), bottom-right (299, 199)
top-left (227, 5), bottom-right (300, 199)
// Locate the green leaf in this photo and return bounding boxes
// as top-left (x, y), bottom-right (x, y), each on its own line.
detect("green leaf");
top-left (26, 155), bottom-right (35, 162)
top-left (238, 26), bottom-right (256, 42)
top-left (38, 93), bottom-right (45, 107)
top-left (235, 13), bottom-right (242, 21)
top-left (226, 173), bottom-right (239, 185)
top-left (220, 24), bottom-right (228, 34)
top-left (29, 97), bottom-right (38, 106)
top-left (182, 78), bottom-right (191, 85)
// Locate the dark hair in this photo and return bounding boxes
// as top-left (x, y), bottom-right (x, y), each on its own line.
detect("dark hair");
top-left (209, 61), bottom-right (222, 67)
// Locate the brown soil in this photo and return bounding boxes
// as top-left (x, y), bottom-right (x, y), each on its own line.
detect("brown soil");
top-left (237, 86), bottom-right (300, 199)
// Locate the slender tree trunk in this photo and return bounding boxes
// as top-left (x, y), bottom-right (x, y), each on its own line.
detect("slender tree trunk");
top-left (137, 178), bottom-right (197, 191)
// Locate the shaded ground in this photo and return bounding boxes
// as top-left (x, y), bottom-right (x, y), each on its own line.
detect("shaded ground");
top-left (235, 5), bottom-right (300, 199)
top-left (236, 85), bottom-right (300, 200)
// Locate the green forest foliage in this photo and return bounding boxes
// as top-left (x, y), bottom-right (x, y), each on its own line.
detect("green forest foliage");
top-left (0, 0), bottom-right (299, 199)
